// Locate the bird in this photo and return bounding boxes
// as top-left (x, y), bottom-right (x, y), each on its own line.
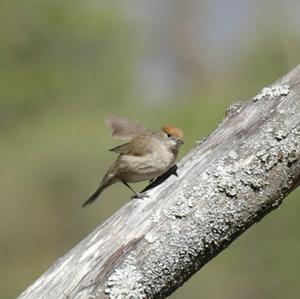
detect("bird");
top-left (82, 115), bottom-right (184, 207)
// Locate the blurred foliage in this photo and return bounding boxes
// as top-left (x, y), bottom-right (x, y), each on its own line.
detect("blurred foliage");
top-left (0, 0), bottom-right (134, 130)
top-left (0, 1), bottom-right (300, 299)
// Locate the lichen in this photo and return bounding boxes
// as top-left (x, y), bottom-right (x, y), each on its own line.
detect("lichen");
top-left (163, 195), bottom-right (194, 220)
top-left (144, 232), bottom-right (158, 244)
top-left (104, 256), bottom-right (145, 299)
top-left (225, 101), bottom-right (244, 118)
top-left (287, 149), bottom-right (299, 164)
top-left (150, 210), bottom-right (161, 223)
top-left (253, 84), bottom-right (290, 101)
top-left (228, 150), bottom-right (238, 160)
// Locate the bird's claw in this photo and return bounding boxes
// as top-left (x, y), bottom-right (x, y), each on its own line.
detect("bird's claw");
top-left (131, 193), bottom-right (149, 200)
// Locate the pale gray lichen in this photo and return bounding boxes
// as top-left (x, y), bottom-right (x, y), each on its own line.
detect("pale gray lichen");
top-left (253, 84), bottom-right (290, 101)
top-left (144, 232), bottom-right (158, 244)
top-left (104, 256), bottom-right (145, 299)
top-left (228, 150), bottom-right (238, 160)
top-left (164, 206), bottom-right (188, 220)
top-left (150, 210), bottom-right (161, 223)
top-left (217, 175), bottom-right (239, 197)
top-left (225, 101), bottom-right (244, 118)
top-left (287, 149), bottom-right (299, 164)
top-left (274, 129), bottom-right (288, 141)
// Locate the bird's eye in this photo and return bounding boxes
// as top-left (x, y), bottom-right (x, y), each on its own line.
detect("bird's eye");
top-left (167, 133), bottom-right (171, 138)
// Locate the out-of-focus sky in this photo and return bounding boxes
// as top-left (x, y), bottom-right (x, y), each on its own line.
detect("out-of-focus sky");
top-left (125, 0), bottom-right (300, 102)
top-left (0, 1), bottom-right (299, 298)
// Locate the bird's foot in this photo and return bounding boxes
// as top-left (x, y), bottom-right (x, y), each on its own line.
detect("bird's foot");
top-left (131, 192), bottom-right (149, 200)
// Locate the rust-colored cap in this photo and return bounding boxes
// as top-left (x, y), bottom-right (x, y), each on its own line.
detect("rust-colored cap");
top-left (162, 124), bottom-right (184, 140)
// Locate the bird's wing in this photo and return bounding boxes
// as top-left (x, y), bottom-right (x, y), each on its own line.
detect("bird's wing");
top-left (109, 142), bottom-right (131, 154)
top-left (109, 134), bottom-right (154, 156)
top-left (105, 115), bottom-right (148, 140)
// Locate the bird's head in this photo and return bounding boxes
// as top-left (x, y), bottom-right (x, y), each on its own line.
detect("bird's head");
top-left (159, 124), bottom-right (184, 152)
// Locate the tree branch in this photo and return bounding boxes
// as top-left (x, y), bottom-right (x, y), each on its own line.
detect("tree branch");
top-left (18, 65), bottom-right (300, 299)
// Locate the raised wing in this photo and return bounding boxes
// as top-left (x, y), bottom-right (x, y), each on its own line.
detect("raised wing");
top-left (109, 142), bottom-right (131, 154)
top-left (109, 134), bottom-right (154, 156)
top-left (105, 115), bottom-right (147, 140)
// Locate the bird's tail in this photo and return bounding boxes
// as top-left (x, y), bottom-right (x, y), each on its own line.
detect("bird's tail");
top-left (82, 162), bottom-right (118, 207)
top-left (81, 184), bottom-right (107, 207)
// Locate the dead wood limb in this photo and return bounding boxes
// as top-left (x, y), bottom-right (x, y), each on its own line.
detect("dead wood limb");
top-left (18, 65), bottom-right (300, 299)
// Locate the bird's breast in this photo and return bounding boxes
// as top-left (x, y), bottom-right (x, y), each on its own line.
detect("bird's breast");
top-left (116, 146), bottom-right (176, 183)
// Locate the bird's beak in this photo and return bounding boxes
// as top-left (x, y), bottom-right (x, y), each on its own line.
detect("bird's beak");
top-left (177, 139), bottom-right (184, 145)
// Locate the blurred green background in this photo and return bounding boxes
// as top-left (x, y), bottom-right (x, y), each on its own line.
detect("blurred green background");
top-left (1, 0), bottom-right (300, 298)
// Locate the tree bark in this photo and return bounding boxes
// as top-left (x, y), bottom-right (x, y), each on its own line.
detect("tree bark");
top-left (18, 65), bottom-right (300, 299)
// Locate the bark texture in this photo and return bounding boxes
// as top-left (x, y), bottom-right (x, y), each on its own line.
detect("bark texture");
top-left (18, 66), bottom-right (300, 299)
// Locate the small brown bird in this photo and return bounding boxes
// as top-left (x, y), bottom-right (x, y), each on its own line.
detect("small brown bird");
top-left (82, 116), bottom-right (184, 207)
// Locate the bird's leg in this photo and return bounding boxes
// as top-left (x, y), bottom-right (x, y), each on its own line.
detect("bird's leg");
top-left (121, 181), bottom-right (148, 199)
top-left (122, 181), bottom-right (138, 195)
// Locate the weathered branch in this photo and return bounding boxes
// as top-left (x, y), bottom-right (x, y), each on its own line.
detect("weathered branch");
top-left (18, 66), bottom-right (300, 299)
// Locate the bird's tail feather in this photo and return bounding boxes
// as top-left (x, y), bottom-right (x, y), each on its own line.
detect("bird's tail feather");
top-left (81, 184), bottom-right (106, 207)
top-left (82, 163), bottom-right (117, 207)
